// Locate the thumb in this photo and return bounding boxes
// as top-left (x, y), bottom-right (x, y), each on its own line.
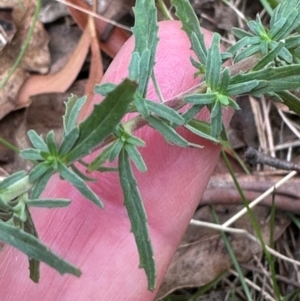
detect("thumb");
top-left (0, 21), bottom-right (232, 301)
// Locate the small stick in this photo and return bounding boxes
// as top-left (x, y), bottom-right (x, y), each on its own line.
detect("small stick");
top-left (245, 147), bottom-right (300, 172)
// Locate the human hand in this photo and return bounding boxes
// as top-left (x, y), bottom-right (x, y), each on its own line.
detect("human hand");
top-left (0, 21), bottom-right (231, 301)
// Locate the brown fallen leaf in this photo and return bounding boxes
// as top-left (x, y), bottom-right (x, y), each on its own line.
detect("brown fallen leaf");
top-left (17, 25), bottom-right (91, 105)
top-left (79, 0), bottom-right (103, 121)
top-left (67, 0), bottom-right (130, 58)
top-left (0, 0), bottom-right (50, 119)
top-left (156, 205), bottom-right (290, 299)
top-left (0, 9), bottom-right (16, 51)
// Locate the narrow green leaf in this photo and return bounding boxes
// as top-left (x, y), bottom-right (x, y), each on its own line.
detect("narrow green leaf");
top-left (218, 68), bottom-right (231, 94)
top-left (63, 94), bottom-right (86, 136)
top-left (23, 207), bottom-right (40, 283)
top-left (58, 127), bottom-right (80, 158)
top-left (138, 49), bottom-right (151, 95)
top-left (94, 83), bottom-right (117, 96)
top-left (129, 52), bottom-right (141, 81)
top-left (46, 131), bottom-right (58, 156)
top-left (269, 18), bottom-right (287, 39)
top-left (185, 120), bottom-right (219, 144)
top-left (210, 102), bottom-right (222, 138)
top-left (171, 0), bottom-right (207, 63)
top-left (147, 115), bottom-right (188, 147)
top-left (124, 144), bottom-right (147, 172)
top-left (232, 27), bottom-right (254, 39)
top-left (285, 35), bottom-right (300, 49)
top-left (125, 135), bottom-right (146, 147)
top-left (253, 42), bottom-right (284, 70)
top-left (31, 168), bottom-right (54, 199)
top-left (184, 93), bottom-right (217, 105)
top-left (0, 171), bottom-right (27, 191)
top-left (70, 164), bottom-right (96, 182)
top-left (130, 0), bottom-right (158, 96)
top-left (277, 91), bottom-right (300, 115)
top-left (270, 41), bottom-right (293, 63)
top-left (231, 64), bottom-right (300, 84)
top-left (109, 139), bottom-right (124, 162)
top-left (133, 92), bottom-right (149, 117)
top-left (206, 33), bottom-right (222, 91)
top-left (87, 144), bottom-right (114, 172)
top-left (227, 36), bottom-right (252, 55)
top-left (118, 148), bottom-right (156, 291)
top-left (29, 161), bottom-right (51, 183)
top-left (247, 19), bottom-right (264, 36)
top-left (190, 32), bottom-right (207, 68)
top-left (235, 44), bottom-right (261, 62)
top-left (182, 104), bottom-right (205, 122)
top-left (67, 79), bottom-right (137, 163)
top-left (271, 0), bottom-right (300, 27)
top-left (145, 100), bottom-right (185, 125)
top-left (226, 80), bottom-right (261, 95)
top-left (272, 10), bottom-right (298, 40)
top-left (27, 130), bottom-right (48, 152)
top-left (27, 199), bottom-right (71, 208)
top-left (57, 162), bottom-right (103, 208)
top-left (19, 148), bottom-right (44, 161)
top-left (0, 220), bottom-right (81, 277)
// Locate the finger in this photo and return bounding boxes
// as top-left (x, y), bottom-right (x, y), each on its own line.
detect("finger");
top-left (0, 20), bottom-right (232, 301)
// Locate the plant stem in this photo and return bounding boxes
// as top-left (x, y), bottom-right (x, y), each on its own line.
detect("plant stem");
top-left (92, 53), bottom-right (262, 153)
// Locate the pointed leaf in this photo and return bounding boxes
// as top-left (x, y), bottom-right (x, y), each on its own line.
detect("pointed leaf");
top-left (226, 80), bottom-right (262, 95)
top-left (67, 79), bottom-right (137, 163)
top-left (134, 92), bottom-right (149, 117)
top-left (27, 130), bottom-right (48, 152)
top-left (147, 115), bottom-right (188, 147)
top-left (27, 199), bottom-right (71, 208)
top-left (46, 131), bottom-right (58, 156)
top-left (185, 119), bottom-right (220, 143)
top-left (130, 0), bottom-right (158, 96)
top-left (210, 102), bottom-right (222, 138)
top-left (19, 148), bottom-right (44, 161)
top-left (125, 135), bottom-right (146, 147)
top-left (182, 104), bottom-right (205, 122)
top-left (70, 164), bottom-right (96, 182)
top-left (63, 94), bottom-right (86, 136)
top-left (0, 171), bottom-right (26, 191)
top-left (87, 144), bottom-right (115, 172)
top-left (109, 139), bottom-right (124, 162)
top-left (0, 220), bottom-right (81, 277)
top-left (277, 91), bottom-right (300, 115)
top-left (94, 83), bottom-right (117, 96)
top-left (145, 100), bottom-right (185, 125)
top-left (118, 148), bottom-right (156, 291)
top-left (171, 0), bottom-right (207, 63)
top-left (184, 93), bottom-right (217, 105)
top-left (57, 162), bottom-right (103, 208)
top-left (124, 144), bottom-right (147, 172)
top-left (29, 161), bottom-right (51, 183)
top-left (58, 127), bottom-right (80, 158)
top-left (206, 33), bottom-right (222, 91)
top-left (253, 42), bottom-right (284, 70)
top-left (31, 168), bottom-right (54, 199)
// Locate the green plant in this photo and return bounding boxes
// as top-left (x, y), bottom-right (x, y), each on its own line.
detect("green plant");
top-left (1, 0), bottom-right (300, 293)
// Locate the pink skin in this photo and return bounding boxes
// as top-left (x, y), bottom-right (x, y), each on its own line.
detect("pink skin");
top-left (0, 21), bottom-right (231, 300)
